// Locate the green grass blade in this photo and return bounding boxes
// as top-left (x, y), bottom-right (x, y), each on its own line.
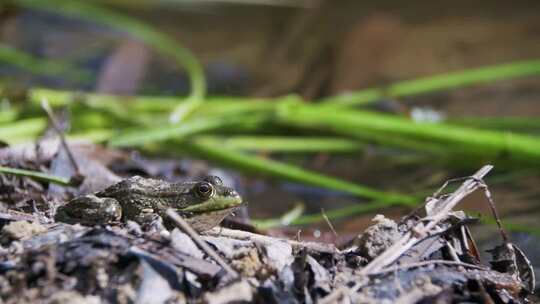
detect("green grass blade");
top-left (321, 59), bottom-right (540, 106)
top-left (169, 98), bottom-right (203, 124)
top-left (108, 113), bottom-right (270, 147)
top-left (0, 44), bottom-right (93, 82)
top-left (183, 139), bottom-right (417, 205)
top-left (108, 118), bottom-right (227, 147)
top-left (0, 108), bottom-right (18, 124)
top-left (449, 116), bottom-right (540, 132)
top-left (0, 117), bottom-right (47, 144)
top-left (278, 103), bottom-right (540, 166)
top-left (253, 201), bottom-right (390, 229)
top-left (0, 166), bottom-right (71, 185)
top-left (480, 216), bottom-right (540, 238)
top-left (14, 0), bottom-right (206, 120)
top-left (195, 135), bottom-right (365, 153)
top-left (253, 203), bottom-right (305, 229)
top-left (255, 203), bottom-right (540, 236)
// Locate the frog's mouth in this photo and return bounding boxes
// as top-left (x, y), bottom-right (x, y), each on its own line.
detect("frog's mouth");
top-left (179, 191), bottom-right (242, 214)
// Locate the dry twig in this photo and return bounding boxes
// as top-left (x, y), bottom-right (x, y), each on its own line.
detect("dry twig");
top-left (205, 227), bottom-right (338, 254)
top-left (41, 98), bottom-right (84, 185)
top-left (320, 165), bottom-right (494, 303)
top-left (166, 209), bottom-right (239, 279)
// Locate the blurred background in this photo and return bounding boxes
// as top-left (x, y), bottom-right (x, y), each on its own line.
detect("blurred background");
top-left (1, 0), bottom-right (540, 272)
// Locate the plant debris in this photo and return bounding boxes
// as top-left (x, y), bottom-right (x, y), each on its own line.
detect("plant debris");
top-left (0, 139), bottom-right (536, 303)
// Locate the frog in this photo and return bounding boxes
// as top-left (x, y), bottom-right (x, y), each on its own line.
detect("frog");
top-left (54, 175), bottom-right (243, 232)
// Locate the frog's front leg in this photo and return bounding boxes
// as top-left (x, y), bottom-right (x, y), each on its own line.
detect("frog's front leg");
top-left (132, 211), bottom-right (167, 233)
top-left (55, 195), bottom-right (122, 226)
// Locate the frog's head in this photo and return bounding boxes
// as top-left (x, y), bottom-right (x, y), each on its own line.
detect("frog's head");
top-left (179, 175), bottom-right (243, 214)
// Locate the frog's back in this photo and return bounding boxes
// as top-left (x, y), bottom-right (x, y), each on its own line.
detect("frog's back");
top-left (97, 176), bottom-right (168, 198)
top-left (95, 176), bottom-right (195, 220)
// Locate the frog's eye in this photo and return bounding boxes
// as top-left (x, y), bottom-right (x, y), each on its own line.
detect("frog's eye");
top-left (203, 176), bottom-right (223, 186)
top-left (195, 182), bottom-right (214, 199)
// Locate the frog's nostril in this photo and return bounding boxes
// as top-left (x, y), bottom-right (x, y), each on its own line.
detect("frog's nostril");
top-left (229, 190), bottom-right (240, 198)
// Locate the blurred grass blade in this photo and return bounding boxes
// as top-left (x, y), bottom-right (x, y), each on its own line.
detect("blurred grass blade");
top-left (0, 44), bottom-right (92, 82)
top-left (108, 118), bottom-right (227, 147)
top-left (68, 129), bottom-right (115, 143)
top-left (0, 118), bottom-right (47, 144)
top-left (449, 116), bottom-right (540, 133)
top-left (255, 203), bottom-right (306, 229)
top-left (14, 0), bottom-right (206, 120)
top-left (321, 59), bottom-right (540, 106)
top-left (0, 109), bottom-right (18, 124)
top-left (255, 202), bottom-right (540, 233)
top-left (278, 103), bottom-right (540, 166)
top-left (195, 135), bottom-right (364, 153)
top-left (480, 216), bottom-right (540, 238)
top-left (279, 203), bottom-right (306, 225)
top-left (25, 87), bottom-right (278, 117)
top-left (0, 166), bottom-right (71, 185)
top-left (184, 139), bottom-right (417, 205)
top-left (253, 201), bottom-right (389, 228)
top-left (169, 98), bottom-right (203, 123)
top-left (108, 113), bottom-right (269, 147)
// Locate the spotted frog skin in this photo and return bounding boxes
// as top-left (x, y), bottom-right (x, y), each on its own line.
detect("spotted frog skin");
top-left (55, 176), bottom-right (242, 231)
